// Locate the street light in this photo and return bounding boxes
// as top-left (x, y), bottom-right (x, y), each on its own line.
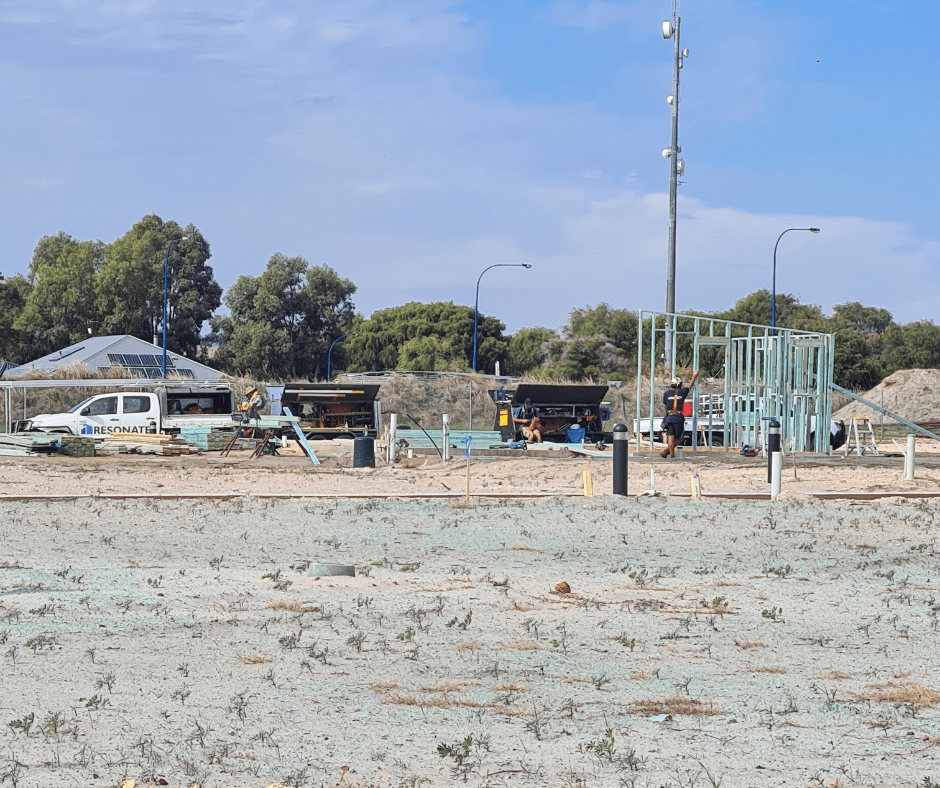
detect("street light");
top-left (327, 333), bottom-right (356, 381)
top-left (772, 227), bottom-right (820, 332)
top-left (473, 263), bottom-right (532, 373)
top-left (162, 236), bottom-right (189, 378)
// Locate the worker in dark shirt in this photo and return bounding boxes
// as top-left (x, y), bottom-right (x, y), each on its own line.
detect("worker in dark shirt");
top-left (661, 371), bottom-right (700, 458)
top-left (513, 398), bottom-right (543, 443)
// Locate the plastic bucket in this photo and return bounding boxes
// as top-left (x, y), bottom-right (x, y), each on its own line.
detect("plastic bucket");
top-left (682, 400), bottom-right (693, 417)
top-left (353, 436), bottom-right (375, 468)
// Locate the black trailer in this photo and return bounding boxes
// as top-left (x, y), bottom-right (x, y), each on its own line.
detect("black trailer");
top-left (491, 383), bottom-right (611, 443)
top-left (279, 383), bottom-right (382, 439)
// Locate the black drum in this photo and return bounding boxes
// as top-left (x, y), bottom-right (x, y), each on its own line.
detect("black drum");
top-left (353, 436), bottom-right (375, 468)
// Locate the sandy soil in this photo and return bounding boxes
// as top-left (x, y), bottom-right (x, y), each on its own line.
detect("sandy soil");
top-left (3, 440), bottom-right (940, 499)
top-left (2, 451), bottom-right (940, 787)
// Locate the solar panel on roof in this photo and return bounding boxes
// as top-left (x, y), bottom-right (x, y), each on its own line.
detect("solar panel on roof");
top-left (108, 354), bottom-right (123, 364)
top-left (122, 354), bottom-right (141, 365)
top-left (139, 354), bottom-right (157, 366)
top-left (146, 368), bottom-right (164, 378)
top-left (164, 356), bottom-right (175, 367)
top-left (127, 368), bottom-right (147, 378)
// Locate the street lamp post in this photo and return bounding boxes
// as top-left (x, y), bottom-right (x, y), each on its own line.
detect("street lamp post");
top-left (472, 263), bottom-right (532, 373)
top-left (327, 333), bottom-right (356, 381)
top-left (772, 227), bottom-right (820, 332)
top-left (162, 236), bottom-right (189, 378)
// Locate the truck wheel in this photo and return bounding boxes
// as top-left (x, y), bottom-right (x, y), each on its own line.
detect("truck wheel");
top-left (697, 432), bottom-right (723, 447)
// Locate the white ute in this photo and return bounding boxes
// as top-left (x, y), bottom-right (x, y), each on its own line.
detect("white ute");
top-left (23, 385), bottom-right (237, 437)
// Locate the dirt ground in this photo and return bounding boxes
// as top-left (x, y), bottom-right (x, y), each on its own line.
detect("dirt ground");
top-left (3, 437), bottom-right (940, 499)
top-left (2, 450), bottom-right (940, 788)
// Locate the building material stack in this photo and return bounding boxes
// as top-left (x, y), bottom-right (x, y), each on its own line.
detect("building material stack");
top-left (0, 432), bottom-right (63, 456)
top-left (97, 433), bottom-right (200, 456)
top-left (57, 435), bottom-right (97, 457)
top-left (178, 426), bottom-right (234, 451)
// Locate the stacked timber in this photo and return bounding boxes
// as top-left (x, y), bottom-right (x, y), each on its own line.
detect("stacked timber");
top-left (57, 435), bottom-right (97, 457)
top-left (179, 426), bottom-right (234, 451)
top-left (394, 429), bottom-right (504, 450)
top-left (0, 432), bottom-right (63, 456)
top-left (98, 432), bottom-right (200, 456)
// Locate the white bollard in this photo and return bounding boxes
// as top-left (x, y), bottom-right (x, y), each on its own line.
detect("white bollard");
top-left (770, 451), bottom-right (782, 499)
top-left (906, 434), bottom-right (915, 480)
top-left (387, 412), bottom-right (398, 464)
top-left (442, 414), bottom-right (451, 463)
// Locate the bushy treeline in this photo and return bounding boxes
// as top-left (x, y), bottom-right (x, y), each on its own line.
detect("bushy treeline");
top-left (1, 215), bottom-right (220, 364)
top-left (512, 294), bottom-right (940, 390)
top-left (2, 221), bottom-right (937, 389)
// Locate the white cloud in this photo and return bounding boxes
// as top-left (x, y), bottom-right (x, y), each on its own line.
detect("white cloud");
top-left (1, 0), bottom-right (936, 340)
top-left (299, 173), bottom-right (940, 332)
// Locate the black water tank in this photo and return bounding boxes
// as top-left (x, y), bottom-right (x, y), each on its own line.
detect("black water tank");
top-left (353, 436), bottom-right (375, 468)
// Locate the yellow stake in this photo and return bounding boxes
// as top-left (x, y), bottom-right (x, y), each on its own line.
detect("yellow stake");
top-left (582, 469), bottom-right (593, 497)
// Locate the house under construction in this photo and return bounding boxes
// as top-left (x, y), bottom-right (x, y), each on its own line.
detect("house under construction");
top-left (635, 311), bottom-right (836, 453)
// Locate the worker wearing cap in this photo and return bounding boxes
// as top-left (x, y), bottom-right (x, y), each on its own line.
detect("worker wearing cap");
top-left (661, 371), bottom-right (699, 458)
top-left (512, 397), bottom-right (543, 443)
top-left (240, 387), bottom-right (263, 414)
top-left (239, 386), bottom-right (264, 435)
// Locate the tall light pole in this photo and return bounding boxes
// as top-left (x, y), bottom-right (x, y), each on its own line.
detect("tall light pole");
top-left (772, 227), bottom-right (820, 332)
top-left (327, 333), bottom-right (356, 381)
top-left (661, 2), bottom-right (688, 368)
top-left (162, 236), bottom-right (189, 378)
top-left (473, 263), bottom-right (532, 373)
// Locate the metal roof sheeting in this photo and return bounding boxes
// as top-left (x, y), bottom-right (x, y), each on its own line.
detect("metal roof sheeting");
top-left (4, 335), bottom-right (222, 380)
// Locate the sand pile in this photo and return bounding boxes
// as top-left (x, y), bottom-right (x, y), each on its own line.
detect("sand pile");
top-left (833, 368), bottom-right (940, 424)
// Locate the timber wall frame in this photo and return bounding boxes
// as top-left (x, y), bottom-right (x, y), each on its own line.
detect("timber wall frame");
top-left (636, 311), bottom-right (836, 454)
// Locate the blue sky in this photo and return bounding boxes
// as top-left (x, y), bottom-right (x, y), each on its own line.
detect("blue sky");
top-left (1, 0), bottom-right (938, 341)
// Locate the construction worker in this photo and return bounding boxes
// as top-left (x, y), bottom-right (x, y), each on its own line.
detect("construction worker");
top-left (661, 371), bottom-right (699, 458)
top-left (513, 397), bottom-right (543, 443)
top-left (239, 386), bottom-right (264, 436)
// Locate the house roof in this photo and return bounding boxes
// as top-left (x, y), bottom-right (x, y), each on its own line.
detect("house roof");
top-left (4, 335), bottom-right (222, 380)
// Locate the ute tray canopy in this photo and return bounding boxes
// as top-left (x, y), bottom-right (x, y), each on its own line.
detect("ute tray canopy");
top-left (509, 383), bottom-right (609, 408)
top-left (492, 383), bottom-right (610, 443)
top-left (280, 383), bottom-right (381, 438)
